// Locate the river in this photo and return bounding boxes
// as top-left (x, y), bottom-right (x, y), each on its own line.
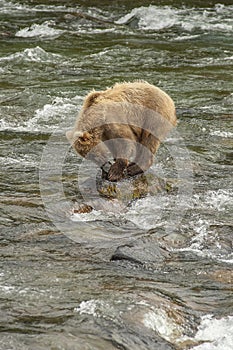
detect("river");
top-left (0, 1), bottom-right (233, 349)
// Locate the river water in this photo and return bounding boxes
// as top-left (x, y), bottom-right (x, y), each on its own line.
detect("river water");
top-left (0, 1), bottom-right (233, 349)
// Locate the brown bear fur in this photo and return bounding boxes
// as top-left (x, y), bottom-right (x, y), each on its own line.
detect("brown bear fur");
top-left (66, 81), bottom-right (177, 181)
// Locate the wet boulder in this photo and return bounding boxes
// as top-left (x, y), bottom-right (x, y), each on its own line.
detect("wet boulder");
top-left (73, 169), bottom-right (175, 214)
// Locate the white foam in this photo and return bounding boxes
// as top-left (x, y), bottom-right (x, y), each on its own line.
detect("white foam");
top-left (116, 6), bottom-right (179, 30)
top-left (193, 189), bottom-right (233, 212)
top-left (74, 299), bottom-right (116, 319)
top-left (191, 315), bottom-right (233, 350)
top-left (74, 299), bottom-right (233, 349)
top-left (32, 97), bottom-right (78, 124)
top-left (0, 0), bottom-right (29, 13)
top-left (71, 190), bottom-right (170, 230)
top-left (0, 155), bottom-right (36, 167)
top-left (74, 300), bottom-right (100, 316)
top-left (116, 5), bottom-right (233, 33)
top-left (0, 46), bottom-right (63, 63)
top-left (15, 22), bottom-right (64, 39)
top-left (26, 97), bottom-right (78, 132)
top-left (143, 309), bottom-right (233, 349)
top-left (210, 130), bottom-right (233, 138)
top-left (221, 258), bottom-right (233, 264)
top-left (181, 12), bottom-right (233, 32)
top-left (174, 214), bottom-right (233, 264)
top-left (0, 96), bottom-right (81, 133)
top-left (0, 0), bottom-right (73, 14)
top-left (204, 189), bottom-right (233, 212)
top-left (174, 34), bottom-right (200, 41)
top-left (124, 195), bottom-right (166, 230)
top-left (143, 308), bottom-right (184, 342)
top-left (0, 284), bottom-right (15, 293)
top-left (77, 27), bottom-right (118, 35)
top-left (71, 209), bottom-right (107, 222)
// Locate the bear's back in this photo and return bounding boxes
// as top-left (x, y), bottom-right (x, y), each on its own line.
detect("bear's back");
top-left (82, 81), bottom-right (176, 126)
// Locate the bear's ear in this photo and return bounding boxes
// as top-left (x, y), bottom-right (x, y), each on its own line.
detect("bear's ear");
top-left (66, 130), bottom-right (73, 142)
top-left (74, 131), bottom-right (91, 143)
top-left (66, 130), bottom-right (91, 144)
top-left (83, 91), bottom-right (102, 109)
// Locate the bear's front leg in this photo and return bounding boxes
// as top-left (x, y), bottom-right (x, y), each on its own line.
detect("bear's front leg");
top-left (127, 162), bottom-right (144, 177)
top-left (107, 158), bottom-right (128, 182)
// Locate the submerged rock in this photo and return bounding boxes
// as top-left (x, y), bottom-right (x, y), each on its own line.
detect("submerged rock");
top-left (98, 173), bottom-right (172, 200)
top-left (74, 170), bottom-right (175, 214)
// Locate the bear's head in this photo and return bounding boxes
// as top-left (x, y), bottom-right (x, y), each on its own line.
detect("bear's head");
top-left (66, 130), bottom-right (100, 158)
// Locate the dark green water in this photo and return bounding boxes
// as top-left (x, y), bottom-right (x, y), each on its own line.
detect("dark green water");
top-left (0, 1), bottom-right (233, 349)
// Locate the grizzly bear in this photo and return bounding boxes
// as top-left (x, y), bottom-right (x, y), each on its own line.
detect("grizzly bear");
top-left (66, 81), bottom-right (177, 182)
